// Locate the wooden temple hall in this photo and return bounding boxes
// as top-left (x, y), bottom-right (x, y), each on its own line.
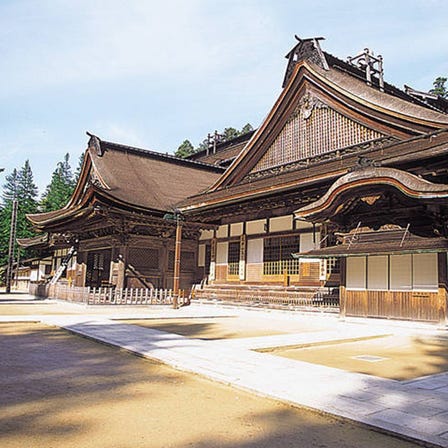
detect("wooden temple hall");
top-left (23, 36), bottom-right (448, 323)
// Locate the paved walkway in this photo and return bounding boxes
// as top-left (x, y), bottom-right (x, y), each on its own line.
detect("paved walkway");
top-left (3, 301), bottom-right (448, 447)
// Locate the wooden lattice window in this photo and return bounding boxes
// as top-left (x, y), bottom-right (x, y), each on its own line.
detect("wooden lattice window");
top-left (327, 257), bottom-right (340, 275)
top-left (228, 241), bottom-right (240, 276)
top-left (168, 250), bottom-right (196, 271)
top-left (263, 236), bottom-right (300, 275)
top-left (129, 248), bottom-right (159, 270)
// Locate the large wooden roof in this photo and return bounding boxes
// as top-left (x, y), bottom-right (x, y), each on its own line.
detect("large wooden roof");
top-left (28, 136), bottom-right (224, 231)
top-left (179, 40), bottom-right (448, 216)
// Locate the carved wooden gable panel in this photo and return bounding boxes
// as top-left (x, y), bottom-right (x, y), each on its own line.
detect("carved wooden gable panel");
top-left (250, 91), bottom-right (385, 174)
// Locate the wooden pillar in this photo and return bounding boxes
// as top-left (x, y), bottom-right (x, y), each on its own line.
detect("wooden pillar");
top-left (209, 236), bottom-right (217, 282)
top-left (115, 246), bottom-right (128, 289)
top-left (437, 252), bottom-right (448, 325)
top-left (75, 251), bottom-right (87, 287)
top-left (173, 220), bottom-right (183, 308)
top-left (239, 234), bottom-right (246, 281)
top-left (339, 258), bottom-right (347, 319)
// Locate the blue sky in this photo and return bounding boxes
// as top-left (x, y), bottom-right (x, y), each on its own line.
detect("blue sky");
top-left (1, 0), bottom-right (447, 195)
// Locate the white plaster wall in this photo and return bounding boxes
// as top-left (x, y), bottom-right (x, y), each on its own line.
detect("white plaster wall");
top-left (247, 238), bottom-right (263, 263)
top-left (270, 215), bottom-right (293, 232)
top-left (230, 222), bottom-right (243, 237)
top-left (216, 242), bottom-right (229, 264)
top-left (246, 219), bottom-right (266, 235)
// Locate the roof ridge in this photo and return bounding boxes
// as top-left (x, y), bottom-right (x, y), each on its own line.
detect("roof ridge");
top-left (323, 51), bottom-right (448, 114)
top-left (188, 130), bottom-right (255, 160)
top-left (89, 136), bottom-right (225, 173)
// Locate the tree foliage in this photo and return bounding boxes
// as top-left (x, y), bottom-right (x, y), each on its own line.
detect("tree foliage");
top-left (74, 152), bottom-right (85, 184)
top-left (0, 160), bottom-right (39, 267)
top-left (40, 153), bottom-right (75, 213)
top-left (174, 140), bottom-right (195, 158)
top-left (430, 76), bottom-right (448, 98)
top-left (175, 123), bottom-right (254, 158)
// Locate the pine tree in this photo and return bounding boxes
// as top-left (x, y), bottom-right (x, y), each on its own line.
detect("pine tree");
top-left (40, 153), bottom-right (75, 212)
top-left (222, 127), bottom-right (240, 141)
top-left (175, 123), bottom-right (254, 159)
top-left (74, 152), bottom-right (85, 184)
top-left (0, 169), bottom-right (20, 266)
top-left (241, 123), bottom-right (254, 134)
top-left (174, 140), bottom-right (195, 158)
top-left (0, 161), bottom-right (39, 267)
top-left (430, 77), bottom-right (448, 98)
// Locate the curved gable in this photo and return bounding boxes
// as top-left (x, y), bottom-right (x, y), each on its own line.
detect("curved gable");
top-left (211, 60), bottom-right (448, 191)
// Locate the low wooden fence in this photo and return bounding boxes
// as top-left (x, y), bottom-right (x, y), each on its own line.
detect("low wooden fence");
top-left (29, 283), bottom-right (188, 306)
top-left (193, 286), bottom-right (339, 309)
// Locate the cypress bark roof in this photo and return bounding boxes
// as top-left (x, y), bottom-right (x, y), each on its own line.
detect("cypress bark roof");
top-left (28, 136), bottom-right (224, 229)
top-left (294, 230), bottom-right (448, 258)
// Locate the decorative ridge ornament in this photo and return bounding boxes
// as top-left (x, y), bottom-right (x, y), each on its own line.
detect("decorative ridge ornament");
top-left (298, 91), bottom-right (327, 120)
top-left (282, 36), bottom-right (329, 88)
top-left (347, 48), bottom-right (384, 92)
top-left (86, 132), bottom-right (104, 157)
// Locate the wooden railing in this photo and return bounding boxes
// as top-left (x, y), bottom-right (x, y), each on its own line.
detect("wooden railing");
top-left (29, 283), bottom-right (189, 306)
top-left (194, 285), bottom-right (339, 309)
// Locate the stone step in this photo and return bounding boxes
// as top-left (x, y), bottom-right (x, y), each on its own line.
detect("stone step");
top-left (195, 283), bottom-right (321, 292)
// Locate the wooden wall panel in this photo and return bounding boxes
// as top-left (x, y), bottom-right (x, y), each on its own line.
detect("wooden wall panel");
top-left (246, 263), bottom-right (263, 282)
top-left (345, 290), bottom-right (443, 322)
top-left (215, 265), bottom-right (227, 281)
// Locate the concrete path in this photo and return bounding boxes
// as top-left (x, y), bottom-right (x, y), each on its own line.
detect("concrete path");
top-left (4, 302), bottom-right (448, 447)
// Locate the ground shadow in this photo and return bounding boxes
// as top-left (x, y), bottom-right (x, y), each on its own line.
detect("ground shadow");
top-left (0, 320), bottom-right (423, 448)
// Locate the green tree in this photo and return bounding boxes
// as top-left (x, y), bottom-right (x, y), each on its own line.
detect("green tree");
top-left (0, 169), bottom-right (19, 266)
top-left (240, 123), bottom-right (254, 134)
top-left (40, 153), bottom-right (75, 212)
top-left (74, 152), bottom-right (85, 183)
top-left (430, 77), bottom-right (447, 98)
top-left (0, 161), bottom-right (39, 266)
top-left (174, 123), bottom-right (254, 158)
top-left (174, 140), bottom-right (195, 158)
top-left (222, 127), bottom-right (240, 141)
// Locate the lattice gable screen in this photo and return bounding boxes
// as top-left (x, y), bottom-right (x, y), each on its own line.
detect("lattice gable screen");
top-left (250, 91), bottom-right (384, 174)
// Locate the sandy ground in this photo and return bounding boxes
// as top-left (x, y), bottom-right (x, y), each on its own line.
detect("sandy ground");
top-left (0, 300), bottom-right (168, 316)
top-left (120, 316), bottom-right (334, 339)
top-left (0, 322), bottom-right (421, 448)
top-left (272, 333), bottom-right (448, 381)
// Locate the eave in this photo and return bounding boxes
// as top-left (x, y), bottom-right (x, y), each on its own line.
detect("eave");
top-left (295, 166), bottom-right (448, 223)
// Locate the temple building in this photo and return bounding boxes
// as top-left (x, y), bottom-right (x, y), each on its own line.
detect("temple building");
top-left (179, 37), bottom-right (448, 322)
top-left (25, 137), bottom-right (223, 290)
top-left (24, 37), bottom-right (448, 323)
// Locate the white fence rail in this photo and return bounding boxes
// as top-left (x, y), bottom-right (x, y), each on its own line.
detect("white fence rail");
top-left (29, 283), bottom-right (188, 306)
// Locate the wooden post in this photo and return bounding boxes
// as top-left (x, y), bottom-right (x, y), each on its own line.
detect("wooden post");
top-left (339, 258), bottom-right (347, 319)
top-left (173, 219), bottom-right (182, 309)
top-left (6, 199), bottom-right (18, 294)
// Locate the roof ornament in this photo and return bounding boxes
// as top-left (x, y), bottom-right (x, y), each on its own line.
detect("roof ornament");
top-left (298, 91), bottom-right (327, 120)
top-left (86, 132), bottom-right (104, 157)
top-left (282, 36), bottom-right (329, 88)
top-left (206, 130), bottom-right (224, 156)
top-left (347, 48), bottom-right (384, 92)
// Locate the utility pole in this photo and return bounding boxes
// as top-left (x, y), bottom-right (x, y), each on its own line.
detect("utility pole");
top-left (6, 198), bottom-right (18, 294)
